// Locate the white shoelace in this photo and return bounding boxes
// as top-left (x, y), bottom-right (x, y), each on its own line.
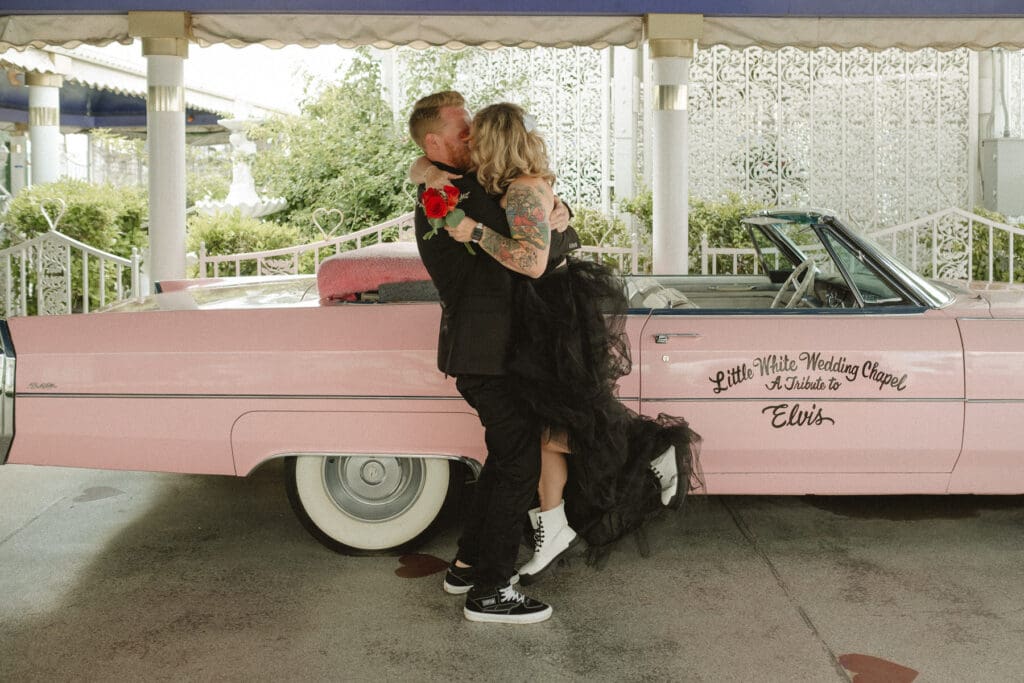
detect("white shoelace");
top-left (499, 584), bottom-right (526, 603)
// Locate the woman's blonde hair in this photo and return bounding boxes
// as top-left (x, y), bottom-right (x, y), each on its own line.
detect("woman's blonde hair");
top-left (471, 103), bottom-right (555, 195)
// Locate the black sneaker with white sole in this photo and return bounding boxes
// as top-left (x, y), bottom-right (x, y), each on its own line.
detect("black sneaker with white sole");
top-left (443, 563), bottom-right (519, 595)
top-left (464, 583), bottom-right (552, 624)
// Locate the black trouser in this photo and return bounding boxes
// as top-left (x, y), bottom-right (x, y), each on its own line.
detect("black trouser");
top-left (455, 374), bottom-right (542, 591)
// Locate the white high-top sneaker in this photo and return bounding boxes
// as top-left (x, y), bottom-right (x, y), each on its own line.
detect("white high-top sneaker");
top-left (650, 445), bottom-right (680, 506)
top-left (518, 501), bottom-right (579, 584)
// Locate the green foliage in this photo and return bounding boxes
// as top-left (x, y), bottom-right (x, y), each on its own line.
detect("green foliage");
top-left (398, 47), bottom-right (534, 114)
top-left (186, 146), bottom-right (232, 207)
top-left (688, 193), bottom-right (770, 269)
top-left (618, 188), bottom-right (768, 272)
top-left (2, 178), bottom-right (148, 312)
top-left (187, 210), bottom-right (305, 277)
top-left (187, 169), bottom-right (231, 207)
top-left (573, 206), bottom-right (630, 246)
top-left (571, 205), bottom-right (641, 272)
top-left (250, 50), bottom-right (419, 242)
top-left (969, 207), bottom-right (1024, 282)
top-left (618, 191), bottom-right (652, 231)
top-left (398, 49), bottom-right (465, 110)
top-left (4, 178), bottom-right (147, 255)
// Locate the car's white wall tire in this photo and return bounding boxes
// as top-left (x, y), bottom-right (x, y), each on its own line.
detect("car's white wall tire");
top-left (286, 455), bottom-right (450, 554)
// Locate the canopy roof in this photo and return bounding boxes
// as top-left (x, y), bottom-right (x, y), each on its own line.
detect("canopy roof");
top-left (2, 2), bottom-right (1024, 51)
top-left (5, 0), bottom-right (1022, 15)
top-left (0, 47), bottom-right (285, 135)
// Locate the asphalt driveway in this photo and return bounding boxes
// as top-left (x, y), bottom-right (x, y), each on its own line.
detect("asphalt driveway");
top-left (2, 461), bottom-right (1023, 681)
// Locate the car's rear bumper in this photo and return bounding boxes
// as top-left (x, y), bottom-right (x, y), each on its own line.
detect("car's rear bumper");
top-left (0, 321), bottom-right (14, 464)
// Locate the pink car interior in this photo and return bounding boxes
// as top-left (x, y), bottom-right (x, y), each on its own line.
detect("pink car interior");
top-left (317, 242), bottom-right (429, 302)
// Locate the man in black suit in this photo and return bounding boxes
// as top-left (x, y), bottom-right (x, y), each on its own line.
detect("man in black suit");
top-left (408, 91), bottom-right (570, 624)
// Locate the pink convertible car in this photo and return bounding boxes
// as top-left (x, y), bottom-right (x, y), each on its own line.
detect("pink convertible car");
top-left (2, 209), bottom-right (1021, 553)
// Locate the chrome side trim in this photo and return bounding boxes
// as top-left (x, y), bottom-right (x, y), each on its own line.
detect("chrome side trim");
top-left (16, 392), bottom-right (469, 401)
top-left (964, 399), bottom-right (1024, 404)
top-left (16, 391), bottom-right (644, 405)
top-left (641, 396), bottom-right (964, 403)
top-left (0, 322), bottom-right (15, 465)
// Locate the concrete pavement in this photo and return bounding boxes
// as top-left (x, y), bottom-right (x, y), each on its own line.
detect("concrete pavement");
top-left (2, 461), bottom-right (1024, 681)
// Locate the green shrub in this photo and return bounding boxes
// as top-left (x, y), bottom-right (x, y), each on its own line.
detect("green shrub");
top-left (618, 188), bottom-right (768, 273)
top-left (570, 205), bottom-right (642, 273)
top-left (2, 179), bottom-right (147, 312)
top-left (618, 191), bottom-right (652, 232)
top-left (689, 193), bottom-right (769, 272)
top-left (4, 178), bottom-right (147, 254)
top-left (969, 207), bottom-right (1024, 282)
top-left (187, 169), bottom-right (231, 207)
top-left (187, 210), bottom-right (305, 277)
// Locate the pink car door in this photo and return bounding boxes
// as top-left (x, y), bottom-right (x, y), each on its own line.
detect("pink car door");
top-left (637, 310), bottom-right (964, 493)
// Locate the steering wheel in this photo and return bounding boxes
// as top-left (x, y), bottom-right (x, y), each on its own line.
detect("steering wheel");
top-left (770, 258), bottom-right (816, 309)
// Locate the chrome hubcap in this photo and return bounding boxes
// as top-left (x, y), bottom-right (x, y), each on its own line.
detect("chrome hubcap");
top-left (322, 456), bottom-right (425, 522)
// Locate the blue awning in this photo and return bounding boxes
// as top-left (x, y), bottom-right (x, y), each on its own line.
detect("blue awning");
top-left (0, 78), bottom-right (222, 133)
top-left (0, 47), bottom-right (288, 135)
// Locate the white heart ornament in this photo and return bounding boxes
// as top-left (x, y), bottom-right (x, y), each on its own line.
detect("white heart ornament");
top-left (312, 208), bottom-right (344, 240)
top-left (39, 198), bottom-right (67, 232)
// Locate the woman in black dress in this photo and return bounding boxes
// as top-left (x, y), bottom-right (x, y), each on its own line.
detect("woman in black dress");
top-left (422, 102), bottom-right (700, 582)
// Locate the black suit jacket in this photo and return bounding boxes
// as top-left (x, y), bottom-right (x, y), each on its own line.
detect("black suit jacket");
top-left (414, 163), bottom-right (577, 376)
top-left (415, 163), bottom-right (516, 375)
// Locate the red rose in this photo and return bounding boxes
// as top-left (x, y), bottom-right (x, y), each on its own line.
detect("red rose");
top-left (443, 185), bottom-right (460, 210)
top-left (421, 188), bottom-right (448, 219)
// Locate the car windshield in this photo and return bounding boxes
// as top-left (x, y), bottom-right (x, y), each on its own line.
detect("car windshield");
top-left (850, 227), bottom-right (955, 307)
top-left (743, 212), bottom-right (954, 308)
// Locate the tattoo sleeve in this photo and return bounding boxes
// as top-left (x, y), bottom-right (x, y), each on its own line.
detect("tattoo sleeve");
top-left (479, 183), bottom-right (552, 277)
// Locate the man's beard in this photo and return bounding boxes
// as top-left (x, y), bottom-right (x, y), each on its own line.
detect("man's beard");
top-left (445, 141), bottom-right (471, 171)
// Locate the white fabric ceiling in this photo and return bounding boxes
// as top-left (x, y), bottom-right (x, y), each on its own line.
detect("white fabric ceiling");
top-left (1, 13), bottom-right (1024, 52)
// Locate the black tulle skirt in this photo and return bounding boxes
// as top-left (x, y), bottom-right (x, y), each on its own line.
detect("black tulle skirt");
top-left (508, 257), bottom-right (701, 556)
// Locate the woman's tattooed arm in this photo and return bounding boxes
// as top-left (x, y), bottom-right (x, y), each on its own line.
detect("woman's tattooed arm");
top-left (478, 181), bottom-right (553, 278)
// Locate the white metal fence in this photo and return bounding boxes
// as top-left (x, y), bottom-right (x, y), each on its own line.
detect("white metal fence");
top-left (197, 212), bottom-right (416, 278)
top-left (699, 208), bottom-right (1024, 283)
top-left (198, 210), bottom-right (642, 278)
top-left (872, 207), bottom-right (1024, 282)
top-left (0, 230), bottom-right (140, 316)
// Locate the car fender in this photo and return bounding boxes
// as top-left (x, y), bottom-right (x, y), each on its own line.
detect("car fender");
top-left (230, 409), bottom-right (487, 476)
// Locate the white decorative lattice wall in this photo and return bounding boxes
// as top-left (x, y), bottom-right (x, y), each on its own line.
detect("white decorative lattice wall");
top-left (687, 46), bottom-right (972, 230)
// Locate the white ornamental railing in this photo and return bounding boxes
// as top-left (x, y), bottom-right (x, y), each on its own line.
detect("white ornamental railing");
top-left (197, 211), bottom-right (415, 278)
top-left (700, 208), bottom-right (1024, 284)
top-left (198, 209), bottom-right (643, 277)
top-left (577, 244), bottom-right (640, 274)
top-left (0, 230), bottom-right (140, 317)
top-left (871, 207), bottom-right (1024, 283)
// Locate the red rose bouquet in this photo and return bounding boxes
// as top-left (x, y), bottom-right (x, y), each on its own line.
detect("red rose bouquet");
top-left (420, 185), bottom-right (475, 255)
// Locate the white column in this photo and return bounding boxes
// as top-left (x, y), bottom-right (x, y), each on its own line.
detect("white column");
top-left (970, 51), bottom-right (987, 209)
top-left (26, 72), bottom-right (63, 186)
top-left (131, 11), bottom-right (191, 290)
top-left (611, 47), bottom-right (638, 207)
top-left (8, 129), bottom-right (28, 196)
top-left (145, 51), bottom-right (187, 286)
top-left (978, 51), bottom-right (994, 141)
top-left (646, 14), bottom-right (702, 275)
top-left (375, 48), bottom-right (401, 118)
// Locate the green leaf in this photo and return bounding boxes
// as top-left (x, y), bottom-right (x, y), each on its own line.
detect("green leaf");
top-left (445, 208), bottom-right (465, 227)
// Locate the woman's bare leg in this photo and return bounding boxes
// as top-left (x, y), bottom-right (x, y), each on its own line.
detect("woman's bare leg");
top-left (538, 430), bottom-right (571, 512)
top-left (520, 429), bottom-right (578, 581)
